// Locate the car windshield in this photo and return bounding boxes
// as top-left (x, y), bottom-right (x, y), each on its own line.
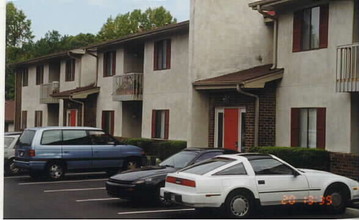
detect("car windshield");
top-left (181, 157), bottom-right (235, 175)
top-left (18, 130), bottom-right (36, 146)
top-left (4, 137), bottom-right (15, 148)
top-left (159, 151), bottom-right (198, 169)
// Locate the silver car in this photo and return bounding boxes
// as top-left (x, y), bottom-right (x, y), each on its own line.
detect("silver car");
top-left (4, 132), bottom-right (22, 175)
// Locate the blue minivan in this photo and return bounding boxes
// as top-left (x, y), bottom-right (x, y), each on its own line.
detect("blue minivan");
top-left (14, 127), bottom-right (146, 180)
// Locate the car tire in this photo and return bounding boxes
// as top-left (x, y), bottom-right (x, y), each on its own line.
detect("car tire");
top-left (5, 158), bottom-right (20, 176)
top-left (46, 162), bottom-right (65, 180)
top-left (123, 158), bottom-right (140, 171)
top-left (225, 190), bottom-right (254, 218)
top-left (324, 187), bottom-right (348, 214)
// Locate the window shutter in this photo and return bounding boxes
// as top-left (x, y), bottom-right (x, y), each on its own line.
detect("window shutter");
top-left (153, 42), bottom-right (158, 70)
top-left (72, 59), bottom-right (76, 80)
top-left (293, 11), bottom-right (303, 52)
top-left (101, 111), bottom-right (105, 131)
top-left (319, 4), bottom-right (329, 49)
top-left (291, 108), bottom-right (300, 147)
top-left (164, 110), bottom-right (170, 140)
top-left (316, 108), bottom-right (326, 149)
top-left (166, 39), bottom-right (171, 69)
top-left (151, 110), bottom-right (157, 138)
top-left (110, 111), bottom-right (115, 135)
top-left (112, 52), bottom-right (116, 76)
top-left (103, 53), bottom-right (107, 77)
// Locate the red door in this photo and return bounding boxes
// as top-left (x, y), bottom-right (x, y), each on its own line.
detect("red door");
top-left (224, 108), bottom-right (239, 151)
top-left (67, 109), bottom-right (77, 126)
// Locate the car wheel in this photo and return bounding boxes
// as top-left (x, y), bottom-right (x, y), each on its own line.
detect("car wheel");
top-left (5, 158), bottom-right (20, 176)
top-left (46, 162), bottom-right (65, 180)
top-left (324, 187), bottom-right (348, 214)
top-left (225, 190), bottom-right (253, 218)
top-left (123, 158), bottom-right (140, 171)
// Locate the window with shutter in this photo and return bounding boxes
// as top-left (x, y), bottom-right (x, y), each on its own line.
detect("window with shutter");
top-left (35, 111), bottom-right (43, 127)
top-left (102, 111), bottom-right (115, 135)
top-left (154, 39), bottom-right (171, 70)
top-left (65, 59), bottom-right (76, 81)
top-left (293, 4), bottom-right (329, 52)
top-left (36, 65), bottom-right (44, 85)
top-left (291, 108), bottom-right (326, 149)
top-left (103, 51), bottom-right (116, 77)
top-left (151, 109), bottom-right (170, 139)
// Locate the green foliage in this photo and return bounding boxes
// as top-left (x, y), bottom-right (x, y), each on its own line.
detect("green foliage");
top-left (248, 146), bottom-right (330, 171)
top-left (98, 6), bottom-right (177, 41)
top-left (6, 2), bottom-right (34, 47)
top-left (117, 137), bottom-right (186, 160)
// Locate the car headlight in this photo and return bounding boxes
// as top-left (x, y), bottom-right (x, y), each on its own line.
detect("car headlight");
top-left (133, 179), bottom-right (145, 185)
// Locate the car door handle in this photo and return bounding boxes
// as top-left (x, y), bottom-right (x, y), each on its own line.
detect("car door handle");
top-left (258, 180), bottom-right (265, 185)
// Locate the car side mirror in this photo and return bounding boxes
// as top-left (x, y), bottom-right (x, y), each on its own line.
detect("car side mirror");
top-left (293, 170), bottom-right (300, 177)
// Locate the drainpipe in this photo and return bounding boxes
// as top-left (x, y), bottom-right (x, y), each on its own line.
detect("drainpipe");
top-left (257, 5), bottom-right (278, 70)
top-left (236, 84), bottom-right (259, 147)
top-left (69, 95), bottom-right (85, 126)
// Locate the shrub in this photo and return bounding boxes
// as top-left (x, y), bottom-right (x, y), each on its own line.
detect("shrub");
top-left (248, 146), bottom-right (330, 171)
top-left (116, 137), bottom-right (187, 160)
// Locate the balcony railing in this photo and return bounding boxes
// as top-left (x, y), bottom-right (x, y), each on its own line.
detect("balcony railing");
top-left (40, 81), bottom-right (60, 104)
top-left (113, 73), bottom-right (143, 101)
top-left (336, 43), bottom-right (359, 92)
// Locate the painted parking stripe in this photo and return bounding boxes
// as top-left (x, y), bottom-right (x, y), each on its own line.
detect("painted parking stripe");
top-left (117, 208), bottom-right (195, 215)
top-left (19, 178), bottom-right (108, 185)
top-left (76, 198), bottom-right (120, 202)
top-left (44, 187), bottom-right (105, 193)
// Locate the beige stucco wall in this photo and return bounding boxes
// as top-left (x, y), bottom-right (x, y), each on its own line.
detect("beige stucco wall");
top-left (141, 33), bottom-right (189, 141)
top-left (80, 53), bottom-right (97, 87)
top-left (21, 65), bottom-right (50, 128)
top-left (275, 1), bottom-right (355, 153)
top-left (187, 0), bottom-right (274, 147)
top-left (96, 49), bottom-right (124, 135)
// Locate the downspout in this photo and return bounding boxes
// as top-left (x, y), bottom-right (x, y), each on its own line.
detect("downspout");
top-left (236, 84), bottom-right (259, 147)
top-left (257, 5), bottom-right (278, 70)
top-left (69, 95), bottom-right (85, 126)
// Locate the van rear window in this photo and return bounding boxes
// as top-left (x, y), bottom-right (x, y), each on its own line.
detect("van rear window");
top-left (19, 130), bottom-right (35, 146)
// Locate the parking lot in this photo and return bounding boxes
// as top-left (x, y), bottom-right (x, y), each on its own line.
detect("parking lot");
top-left (4, 172), bottom-right (359, 219)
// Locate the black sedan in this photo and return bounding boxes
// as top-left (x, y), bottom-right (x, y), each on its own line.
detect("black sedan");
top-left (105, 148), bottom-right (237, 204)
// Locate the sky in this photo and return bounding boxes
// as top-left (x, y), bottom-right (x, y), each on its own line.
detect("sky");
top-left (7, 0), bottom-right (190, 40)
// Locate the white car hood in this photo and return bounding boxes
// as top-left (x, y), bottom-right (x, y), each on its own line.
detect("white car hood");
top-left (299, 168), bottom-right (332, 175)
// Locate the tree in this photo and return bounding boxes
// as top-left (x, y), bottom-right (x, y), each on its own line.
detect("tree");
top-left (5, 2), bottom-right (34, 100)
top-left (6, 2), bottom-right (33, 48)
top-left (98, 6), bottom-right (177, 41)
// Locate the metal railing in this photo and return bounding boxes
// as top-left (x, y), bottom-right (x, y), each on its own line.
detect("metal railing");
top-left (336, 43), bottom-right (359, 92)
top-left (113, 73), bottom-right (143, 101)
top-left (40, 81), bottom-right (60, 104)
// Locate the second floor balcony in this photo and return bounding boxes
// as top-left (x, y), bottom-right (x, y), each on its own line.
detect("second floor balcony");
top-left (336, 43), bottom-right (359, 92)
top-left (40, 81), bottom-right (60, 104)
top-left (113, 73), bottom-right (143, 101)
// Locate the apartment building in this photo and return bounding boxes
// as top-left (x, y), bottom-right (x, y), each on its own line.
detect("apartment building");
top-left (249, 0), bottom-right (359, 155)
top-left (13, 22), bottom-right (190, 141)
top-left (14, 50), bottom-right (97, 130)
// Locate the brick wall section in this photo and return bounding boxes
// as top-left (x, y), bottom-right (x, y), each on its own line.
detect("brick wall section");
top-left (330, 152), bottom-right (359, 181)
top-left (208, 83), bottom-right (277, 151)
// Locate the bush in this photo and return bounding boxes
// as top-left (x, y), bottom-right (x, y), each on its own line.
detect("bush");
top-left (248, 146), bottom-right (330, 171)
top-left (116, 137), bottom-right (187, 160)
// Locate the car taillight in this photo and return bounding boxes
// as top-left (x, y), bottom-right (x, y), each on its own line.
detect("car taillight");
top-left (166, 176), bottom-right (196, 188)
top-left (29, 150), bottom-right (35, 157)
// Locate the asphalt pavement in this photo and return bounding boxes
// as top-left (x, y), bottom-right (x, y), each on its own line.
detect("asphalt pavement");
top-left (4, 172), bottom-right (359, 219)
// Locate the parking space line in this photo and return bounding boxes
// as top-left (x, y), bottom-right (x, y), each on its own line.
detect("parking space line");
top-left (44, 187), bottom-right (105, 193)
top-left (76, 198), bottom-right (120, 202)
top-left (19, 178), bottom-right (108, 185)
top-left (117, 208), bottom-right (195, 215)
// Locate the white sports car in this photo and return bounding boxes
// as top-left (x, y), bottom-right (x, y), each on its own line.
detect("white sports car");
top-left (160, 153), bottom-right (359, 218)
